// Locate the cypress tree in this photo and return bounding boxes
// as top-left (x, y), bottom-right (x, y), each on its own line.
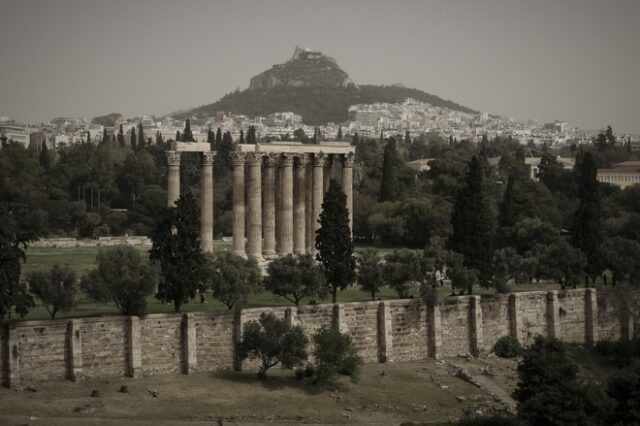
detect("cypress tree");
top-left (315, 180), bottom-right (356, 303)
top-left (405, 130), bottom-right (411, 145)
top-left (156, 130), bottom-right (164, 145)
top-left (215, 131), bottom-right (234, 178)
top-left (499, 174), bottom-right (516, 228)
top-left (239, 130), bottom-right (245, 144)
top-left (118, 124), bottom-right (124, 148)
top-left (207, 127), bottom-right (214, 149)
top-left (449, 156), bottom-right (496, 290)
top-left (352, 132), bottom-right (359, 145)
top-left (137, 123), bottom-right (145, 151)
top-left (337, 126), bottom-right (342, 141)
top-left (571, 152), bottom-right (603, 282)
top-left (215, 127), bottom-right (222, 149)
top-left (130, 127), bottom-right (137, 151)
top-left (182, 119), bottom-right (194, 142)
top-left (379, 138), bottom-right (400, 202)
top-left (102, 128), bottom-right (108, 144)
top-left (175, 130), bottom-right (181, 142)
top-left (39, 141), bottom-right (50, 171)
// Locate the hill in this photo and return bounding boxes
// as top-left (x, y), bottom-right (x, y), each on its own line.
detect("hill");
top-left (181, 48), bottom-right (476, 125)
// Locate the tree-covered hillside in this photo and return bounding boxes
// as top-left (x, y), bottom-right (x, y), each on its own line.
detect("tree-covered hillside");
top-left (182, 84), bottom-right (476, 125)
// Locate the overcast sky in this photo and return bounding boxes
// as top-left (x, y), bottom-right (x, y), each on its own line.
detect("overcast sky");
top-left (1, 0), bottom-right (639, 133)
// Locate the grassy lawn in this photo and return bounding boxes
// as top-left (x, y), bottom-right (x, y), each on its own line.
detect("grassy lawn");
top-left (0, 360), bottom-right (493, 425)
top-left (17, 243), bottom-right (565, 321)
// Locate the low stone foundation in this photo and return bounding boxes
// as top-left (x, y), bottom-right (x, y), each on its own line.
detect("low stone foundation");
top-left (0, 288), bottom-right (628, 388)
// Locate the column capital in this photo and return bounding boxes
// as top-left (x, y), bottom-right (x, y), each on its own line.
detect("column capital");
top-left (296, 153), bottom-right (311, 167)
top-left (280, 153), bottom-right (295, 167)
top-left (201, 151), bottom-right (216, 165)
top-left (342, 152), bottom-right (355, 168)
top-left (231, 151), bottom-right (246, 166)
top-left (264, 153), bottom-right (279, 167)
top-left (245, 152), bottom-right (263, 166)
top-left (167, 150), bottom-right (182, 166)
top-left (313, 152), bottom-right (328, 167)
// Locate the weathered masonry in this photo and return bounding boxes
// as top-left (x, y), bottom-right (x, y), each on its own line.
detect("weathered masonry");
top-left (0, 288), bottom-right (628, 387)
top-left (165, 141), bottom-right (355, 259)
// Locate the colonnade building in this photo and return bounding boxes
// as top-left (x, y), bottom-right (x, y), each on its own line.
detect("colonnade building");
top-left (166, 141), bottom-right (355, 260)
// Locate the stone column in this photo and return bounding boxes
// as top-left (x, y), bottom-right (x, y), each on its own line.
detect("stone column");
top-left (262, 154), bottom-right (277, 258)
top-left (166, 151), bottom-right (181, 207)
top-left (341, 152), bottom-right (355, 236)
top-left (182, 313), bottom-right (197, 374)
top-left (294, 154), bottom-right (308, 254)
top-left (231, 152), bottom-right (246, 256)
top-left (311, 153), bottom-right (327, 254)
top-left (278, 153), bottom-right (295, 255)
top-left (469, 296), bottom-right (484, 356)
top-left (67, 320), bottom-right (83, 381)
top-left (200, 152), bottom-right (215, 253)
top-left (323, 155), bottom-right (333, 194)
top-left (305, 162), bottom-right (314, 254)
top-left (246, 153), bottom-right (263, 260)
top-left (127, 316), bottom-right (142, 378)
top-left (377, 301), bottom-right (393, 363)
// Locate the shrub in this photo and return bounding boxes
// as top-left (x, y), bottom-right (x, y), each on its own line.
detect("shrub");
top-left (493, 336), bottom-right (522, 358)
top-left (237, 313), bottom-right (308, 379)
top-left (594, 339), bottom-right (640, 367)
top-left (304, 364), bottom-right (315, 377)
top-left (312, 327), bottom-right (363, 385)
top-left (294, 368), bottom-right (304, 380)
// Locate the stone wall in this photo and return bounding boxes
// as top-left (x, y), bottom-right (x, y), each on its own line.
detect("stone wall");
top-left (30, 236), bottom-right (152, 248)
top-left (0, 289), bottom-right (626, 387)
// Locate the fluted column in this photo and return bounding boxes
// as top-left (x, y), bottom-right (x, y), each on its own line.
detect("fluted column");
top-left (278, 153), bottom-right (294, 255)
top-left (323, 155), bottom-right (333, 194)
top-left (246, 153), bottom-right (263, 260)
top-left (231, 152), bottom-right (246, 256)
top-left (262, 154), bottom-right (277, 258)
top-left (200, 152), bottom-right (216, 252)
top-left (294, 154), bottom-right (308, 254)
top-left (342, 152), bottom-right (355, 237)
top-left (312, 152), bottom-right (327, 254)
top-left (305, 161), bottom-right (314, 254)
top-left (166, 151), bottom-right (181, 207)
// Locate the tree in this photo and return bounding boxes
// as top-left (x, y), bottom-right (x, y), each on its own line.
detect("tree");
top-left (312, 327), bottom-right (363, 384)
top-left (130, 126), bottom-right (137, 151)
top-left (264, 254), bottom-right (325, 305)
top-left (206, 251), bottom-right (261, 310)
top-left (81, 245), bottom-right (157, 315)
top-left (0, 215), bottom-right (34, 320)
top-left (182, 119), bottom-right (194, 142)
top-left (238, 313), bottom-right (309, 379)
top-left (606, 363), bottom-right (640, 424)
top-left (514, 336), bottom-right (605, 426)
top-left (137, 122), bottom-right (145, 151)
top-left (239, 129), bottom-right (245, 144)
top-left (446, 250), bottom-right (478, 295)
top-left (207, 127), bottom-right (215, 149)
top-left (215, 127), bottom-right (222, 149)
top-left (383, 249), bottom-right (425, 298)
top-left (27, 264), bottom-right (77, 319)
top-left (602, 237), bottom-right (640, 286)
top-left (352, 132), bottom-right (359, 144)
top-left (571, 152), bottom-right (603, 283)
top-left (379, 138), bottom-right (400, 202)
top-left (404, 130), bottom-right (411, 145)
top-left (293, 128), bottom-right (309, 143)
top-left (149, 192), bottom-right (206, 312)
top-left (316, 180), bottom-right (356, 303)
top-left (449, 156), bottom-right (496, 289)
top-left (39, 141), bottom-right (50, 171)
top-left (117, 124), bottom-right (125, 147)
top-left (337, 125), bottom-right (342, 141)
top-left (156, 130), bottom-right (164, 145)
top-left (357, 249), bottom-right (383, 300)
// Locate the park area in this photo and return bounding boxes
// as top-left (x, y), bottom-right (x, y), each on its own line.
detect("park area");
top-left (18, 244), bottom-right (561, 321)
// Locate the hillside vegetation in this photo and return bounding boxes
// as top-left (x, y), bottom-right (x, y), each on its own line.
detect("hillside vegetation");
top-left (184, 84), bottom-right (476, 125)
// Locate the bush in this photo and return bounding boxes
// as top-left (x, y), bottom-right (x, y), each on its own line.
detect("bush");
top-left (294, 368), bottom-right (304, 380)
top-left (594, 339), bottom-right (640, 367)
top-left (304, 364), bottom-right (315, 377)
top-left (493, 336), bottom-right (522, 358)
top-left (237, 313), bottom-right (308, 379)
top-left (312, 327), bottom-right (363, 385)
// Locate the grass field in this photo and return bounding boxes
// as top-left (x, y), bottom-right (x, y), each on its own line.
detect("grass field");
top-left (0, 359), bottom-right (507, 425)
top-left (17, 243), bottom-right (564, 321)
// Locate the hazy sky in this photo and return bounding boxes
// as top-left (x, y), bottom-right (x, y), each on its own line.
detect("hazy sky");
top-left (1, 0), bottom-right (639, 132)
